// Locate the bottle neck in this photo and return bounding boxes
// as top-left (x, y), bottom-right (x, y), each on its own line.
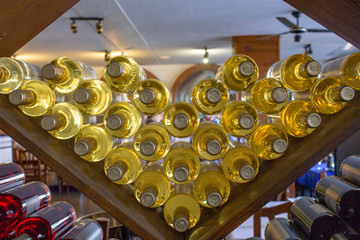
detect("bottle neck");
top-left (107, 62), bottom-right (128, 80)
top-left (296, 111), bottom-right (321, 129)
top-left (41, 113), bottom-right (67, 131)
top-left (173, 162), bottom-right (190, 182)
top-left (0, 67), bottom-right (11, 83)
top-left (173, 207), bottom-right (190, 232)
top-left (205, 185), bottom-right (222, 207)
top-left (42, 64), bottom-right (67, 83)
top-left (74, 137), bottom-right (97, 156)
top-left (74, 88), bottom-right (97, 105)
top-left (139, 88), bottom-right (156, 104)
top-left (140, 139), bottom-right (157, 156)
top-left (266, 87), bottom-right (288, 104)
top-left (12, 234), bottom-right (32, 240)
top-left (298, 61), bottom-right (321, 78)
top-left (264, 134), bottom-right (287, 154)
top-left (9, 90), bottom-right (36, 106)
top-left (329, 86), bottom-right (355, 103)
top-left (140, 185), bottom-right (159, 207)
top-left (107, 161), bottom-right (128, 181)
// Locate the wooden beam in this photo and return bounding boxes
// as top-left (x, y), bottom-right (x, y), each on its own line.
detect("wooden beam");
top-left (0, 0), bottom-right (79, 57)
top-left (284, 0), bottom-right (360, 49)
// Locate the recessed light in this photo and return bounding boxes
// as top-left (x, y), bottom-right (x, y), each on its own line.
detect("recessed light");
top-left (159, 56), bottom-right (171, 59)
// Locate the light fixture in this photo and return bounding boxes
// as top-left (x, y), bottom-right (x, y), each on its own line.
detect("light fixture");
top-left (203, 47), bottom-right (209, 64)
top-left (96, 20), bottom-right (103, 34)
top-left (70, 17), bottom-right (104, 34)
top-left (105, 51), bottom-right (111, 62)
top-left (10, 55), bottom-right (16, 59)
top-left (304, 44), bottom-right (313, 55)
top-left (70, 20), bottom-right (77, 34)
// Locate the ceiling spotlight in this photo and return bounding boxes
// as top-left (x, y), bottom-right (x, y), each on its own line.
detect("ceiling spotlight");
top-left (304, 44), bottom-right (313, 55)
top-left (203, 47), bottom-right (209, 64)
top-left (70, 20), bottom-right (77, 34)
top-left (10, 55), bottom-right (16, 59)
top-left (96, 20), bottom-right (103, 34)
top-left (105, 51), bottom-right (111, 61)
top-left (70, 17), bottom-right (104, 34)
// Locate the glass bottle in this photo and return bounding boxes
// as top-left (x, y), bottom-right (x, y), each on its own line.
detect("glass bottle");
top-left (58, 219), bottom-right (103, 240)
top-left (0, 162), bottom-right (25, 192)
top-left (340, 155), bottom-right (360, 186)
top-left (265, 218), bottom-right (308, 240)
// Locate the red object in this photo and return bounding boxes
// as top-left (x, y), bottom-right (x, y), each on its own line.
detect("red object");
top-left (0, 162), bottom-right (25, 192)
top-left (15, 201), bottom-right (76, 240)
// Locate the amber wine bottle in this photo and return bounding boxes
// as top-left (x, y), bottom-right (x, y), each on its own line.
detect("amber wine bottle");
top-left (134, 122), bottom-right (171, 162)
top-left (267, 54), bottom-right (321, 91)
top-left (219, 141), bottom-right (259, 183)
top-left (268, 100), bottom-right (322, 138)
top-left (216, 54), bottom-right (259, 91)
top-left (242, 78), bottom-right (288, 114)
top-left (133, 79), bottom-right (171, 115)
top-left (104, 142), bottom-right (144, 185)
top-left (134, 161), bottom-right (171, 208)
top-left (103, 102), bottom-right (142, 139)
top-left (219, 101), bottom-right (258, 137)
top-left (73, 80), bottom-right (112, 115)
top-left (192, 122), bottom-right (229, 161)
top-left (193, 161), bottom-right (230, 208)
top-left (40, 102), bottom-right (83, 140)
top-left (163, 183), bottom-right (201, 232)
top-left (9, 80), bottom-right (55, 117)
top-left (74, 125), bottom-right (117, 162)
top-left (320, 52), bottom-right (360, 90)
top-left (163, 142), bottom-right (200, 184)
top-left (163, 102), bottom-right (199, 138)
top-left (103, 55), bottom-right (146, 93)
top-left (191, 78), bottom-right (229, 115)
top-left (42, 57), bottom-right (96, 93)
top-left (249, 123), bottom-right (288, 160)
top-left (340, 155), bottom-right (360, 187)
top-left (0, 57), bottom-right (43, 94)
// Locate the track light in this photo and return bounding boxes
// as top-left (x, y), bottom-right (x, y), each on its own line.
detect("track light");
top-left (70, 20), bottom-right (77, 34)
top-left (304, 44), bottom-right (313, 55)
top-left (69, 17), bottom-right (104, 34)
top-left (105, 51), bottom-right (111, 61)
top-left (203, 47), bottom-right (209, 64)
top-left (96, 20), bottom-right (103, 34)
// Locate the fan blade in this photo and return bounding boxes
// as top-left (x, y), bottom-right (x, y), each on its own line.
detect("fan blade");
top-left (276, 17), bottom-right (296, 28)
top-left (307, 29), bottom-right (331, 32)
top-left (259, 32), bottom-right (291, 40)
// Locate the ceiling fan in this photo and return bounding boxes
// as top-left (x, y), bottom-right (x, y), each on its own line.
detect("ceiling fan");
top-left (266, 11), bottom-right (331, 42)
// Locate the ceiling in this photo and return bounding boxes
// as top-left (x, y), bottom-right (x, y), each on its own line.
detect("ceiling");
top-left (16, 0), bottom-right (356, 69)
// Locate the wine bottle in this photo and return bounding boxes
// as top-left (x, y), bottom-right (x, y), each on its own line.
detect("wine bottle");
top-left (104, 142), bottom-right (144, 185)
top-left (268, 100), bottom-right (322, 138)
top-left (14, 201), bottom-right (76, 240)
top-left (216, 54), bottom-right (259, 91)
top-left (103, 102), bottom-right (142, 139)
top-left (192, 122), bottom-right (229, 161)
top-left (163, 102), bottom-right (200, 138)
top-left (163, 141), bottom-right (200, 184)
top-left (193, 161), bottom-right (230, 208)
top-left (267, 54), bottom-right (321, 91)
top-left (133, 79), bottom-right (171, 115)
top-left (73, 80), bottom-right (113, 115)
top-left (265, 218), bottom-right (309, 240)
top-left (320, 52), bottom-right (360, 90)
top-left (219, 141), bottom-right (259, 183)
top-left (133, 122), bottom-right (171, 162)
top-left (218, 101), bottom-right (258, 137)
top-left (315, 176), bottom-right (360, 231)
top-left (341, 155), bottom-right (360, 187)
top-left (42, 57), bottom-right (97, 94)
top-left (40, 102), bottom-right (83, 140)
top-left (191, 78), bottom-right (229, 115)
top-left (74, 125), bottom-right (117, 162)
top-left (241, 78), bottom-right (288, 114)
top-left (103, 55), bottom-right (146, 93)
top-left (0, 57), bottom-right (43, 94)
top-left (163, 183), bottom-right (201, 232)
top-left (58, 219), bottom-right (103, 240)
top-left (9, 80), bottom-right (55, 117)
top-left (249, 123), bottom-right (288, 160)
top-left (0, 162), bottom-right (25, 192)
top-left (0, 182), bottom-right (51, 234)
top-left (134, 161), bottom-right (171, 208)
top-left (290, 197), bottom-right (348, 240)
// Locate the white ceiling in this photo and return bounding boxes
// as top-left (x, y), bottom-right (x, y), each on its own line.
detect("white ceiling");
top-left (16, 0), bottom-right (355, 69)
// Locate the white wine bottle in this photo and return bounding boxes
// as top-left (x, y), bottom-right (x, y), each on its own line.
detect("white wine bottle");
top-left (42, 56), bottom-right (97, 93)
top-left (163, 142), bottom-right (200, 184)
top-left (9, 80), bottom-right (55, 117)
top-left (163, 183), bottom-right (201, 232)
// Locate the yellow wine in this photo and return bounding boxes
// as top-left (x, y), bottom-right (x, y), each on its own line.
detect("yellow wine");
top-left (268, 100), bottom-right (322, 138)
top-left (191, 78), bottom-right (229, 115)
top-left (103, 55), bottom-right (147, 93)
top-left (192, 122), bottom-right (229, 161)
top-left (163, 102), bottom-right (199, 138)
top-left (8, 80), bottom-right (55, 117)
top-left (219, 101), bottom-right (258, 137)
top-left (219, 141), bottom-right (259, 183)
top-left (193, 161), bottom-right (230, 208)
top-left (133, 79), bottom-right (171, 116)
top-left (104, 102), bottom-right (142, 139)
top-left (134, 122), bottom-right (170, 162)
top-left (320, 52), bottom-right (360, 90)
top-left (242, 78), bottom-right (288, 114)
top-left (74, 124), bottom-right (117, 162)
top-left (163, 142), bottom-right (200, 184)
top-left (73, 80), bottom-right (112, 115)
top-left (134, 161), bottom-right (171, 208)
top-left (163, 183), bottom-right (201, 232)
top-left (104, 142), bottom-right (144, 184)
top-left (216, 54), bottom-right (259, 91)
top-left (0, 57), bottom-right (43, 94)
top-left (267, 54), bottom-right (321, 91)
top-left (41, 102), bottom-right (83, 139)
top-left (42, 56), bottom-right (97, 93)
top-left (249, 123), bottom-right (288, 160)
